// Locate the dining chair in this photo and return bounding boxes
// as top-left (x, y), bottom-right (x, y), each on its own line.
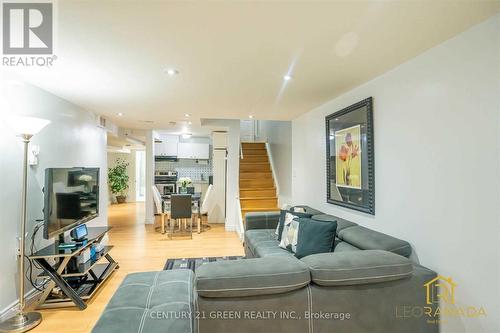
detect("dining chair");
top-left (197, 184), bottom-right (214, 233)
top-left (170, 194), bottom-right (193, 239)
top-left (152, 186), bottom-right (168, 233)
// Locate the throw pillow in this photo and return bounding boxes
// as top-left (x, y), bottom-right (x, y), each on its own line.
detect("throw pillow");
top-left (295, 218), bottom-right (337, 259)
top-left (279, 213), bottom-right (298, 251)
top-left (281, 218), bottom-right (301, 253)
top-left (275, 204), bottom-right (292, 238)
top-left (276, 207), bottom-right (314, 241)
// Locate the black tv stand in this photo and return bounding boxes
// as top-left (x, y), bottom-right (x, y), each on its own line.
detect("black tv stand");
top-left (28, 227), bottom-right (118, 310)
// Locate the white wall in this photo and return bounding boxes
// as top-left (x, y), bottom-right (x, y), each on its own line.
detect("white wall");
top-left (0, 79), bottom-right (108, 315)
top-left (145, 130), bottom-right (155, 224)
top-left (107, 151), bottom-right (136, 203)
top-left (292, 15), bottom-right (499, 333)
top-left (258, 120), bottom-right (293, 205)
top-left (201, 119), bottom-right (241, 232)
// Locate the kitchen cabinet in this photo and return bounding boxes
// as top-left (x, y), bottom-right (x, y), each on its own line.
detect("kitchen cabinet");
top-left (178, 143), bottom-right (209, 159)
top-left (155, 134), bottom-right (178, 156)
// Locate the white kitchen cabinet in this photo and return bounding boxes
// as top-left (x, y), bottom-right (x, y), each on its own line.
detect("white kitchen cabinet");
top-left (178, 143), bottom-right (209, 159)
top-left (155, 134), bottom-right (179, 156)
top-left (191, 143), bottom-right (210, 159)
top-left (177, 143), bottom-right (191, 159)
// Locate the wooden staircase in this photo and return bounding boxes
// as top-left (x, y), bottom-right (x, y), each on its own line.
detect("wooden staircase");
top-left (239, 142), bottom-right (280, 219)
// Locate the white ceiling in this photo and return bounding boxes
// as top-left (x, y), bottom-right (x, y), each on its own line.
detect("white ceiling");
top-left (3, 1), bottom-right (499, 129)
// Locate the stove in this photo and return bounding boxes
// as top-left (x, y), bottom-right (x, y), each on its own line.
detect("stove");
top-left (155, 171), bottom-right (178, 195)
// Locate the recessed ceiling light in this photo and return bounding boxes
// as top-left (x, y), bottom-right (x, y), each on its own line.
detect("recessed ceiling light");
top-left (283, 74), bottom-right (293, 81)
top-left (164, 68), bottom-right (179, 76)
top-left (188, 121), bottom-right (192, 125)
top-left (184, 114), bottom-right (190, 118)
top-left (249, 115), bottom-right (254, 119)
top-left (117, 112), bottom-right (123, 116)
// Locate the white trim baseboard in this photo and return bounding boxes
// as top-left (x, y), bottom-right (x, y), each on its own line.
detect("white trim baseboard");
top-left (0, 288), bottom-right (41, 322)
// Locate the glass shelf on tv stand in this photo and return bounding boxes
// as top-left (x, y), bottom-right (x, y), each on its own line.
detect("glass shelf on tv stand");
top-left (29, 226), bottom-right (112, 259)
top-left (28, 226), bottom-right (118, 310)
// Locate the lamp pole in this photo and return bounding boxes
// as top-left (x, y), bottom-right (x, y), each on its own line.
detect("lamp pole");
top-left (18, 134), bottom-right (32, 314)
top-left (0, 129), bottom-right (44, 333)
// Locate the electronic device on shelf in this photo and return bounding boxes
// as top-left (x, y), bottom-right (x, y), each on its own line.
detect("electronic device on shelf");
top-left (57, 242), bottom-right (77, 249)
top-left (43, 167), bottom-right (99, 243)
top-left (71, 224), bottom-right (88, 242)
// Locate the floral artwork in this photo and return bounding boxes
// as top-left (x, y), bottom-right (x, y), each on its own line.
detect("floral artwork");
top-left (335, 125), bottom-right (361, 189)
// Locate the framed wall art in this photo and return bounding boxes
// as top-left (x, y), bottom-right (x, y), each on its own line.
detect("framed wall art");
top-left (326, 97), bottom-right (375, 215)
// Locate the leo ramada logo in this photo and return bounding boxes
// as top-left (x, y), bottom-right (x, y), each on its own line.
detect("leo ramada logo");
top-left (395, 275), bottom-right (487, 324)
top-left (424, 275), bottom-right (457, 305)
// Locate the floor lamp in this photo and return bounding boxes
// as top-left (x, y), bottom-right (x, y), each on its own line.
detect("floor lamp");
top-left (0, 116), bottom-right (50, 333)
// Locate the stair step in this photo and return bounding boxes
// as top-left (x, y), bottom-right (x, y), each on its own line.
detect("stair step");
top-left (240, 163), bottom-right (271, 172)
top-left (241, 142), bottom-right (266, 149)
top-left (242, 149), bottom-right (268, 156)
top-left (240, 188), bottom-right (277, 198)
top-left (240, 178), bottom-right (274, 188)
top-left (239, 172), bottom-right (272, 179)
top-left (240, 197), bottom-right (278, 209)
top-left (240, 155), bottom-right (269, 162)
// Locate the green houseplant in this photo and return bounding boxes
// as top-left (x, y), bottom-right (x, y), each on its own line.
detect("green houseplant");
top-left (108, 158), bottom-right (129, 203)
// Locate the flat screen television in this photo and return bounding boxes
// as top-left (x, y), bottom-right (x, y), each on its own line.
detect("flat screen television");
top-left (43, 167), bottom-right (100, 239)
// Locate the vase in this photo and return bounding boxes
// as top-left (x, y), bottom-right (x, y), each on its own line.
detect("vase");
top-left (180, 187), bottom-right (187, 194)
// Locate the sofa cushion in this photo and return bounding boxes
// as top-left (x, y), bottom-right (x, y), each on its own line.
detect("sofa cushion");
top-left (255, 245), bottom-right (295, 258)
top-left (196, 257), bottom-right (310, 298)
top-left (245, 211), bottom-right (281, 230)
top-left (338, 226), bottom-right (412, 257)
top-left (301, 250), bottom-right (413, 286)
top-left (295, 218), bottom-right (337, 259)
top-left (92, 270), bottom-right (195, 333)
top-left (245, 229), bottom-right (277, 255)
top-left (333, 239), bottom-right (362, 252)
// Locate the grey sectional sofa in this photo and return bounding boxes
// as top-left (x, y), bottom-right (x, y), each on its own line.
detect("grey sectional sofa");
top-left (93, 208), bottom-right (439, 333)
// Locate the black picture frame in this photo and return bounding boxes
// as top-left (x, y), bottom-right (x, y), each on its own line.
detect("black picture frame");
top-left (325, 97), bottom-right (375, 215)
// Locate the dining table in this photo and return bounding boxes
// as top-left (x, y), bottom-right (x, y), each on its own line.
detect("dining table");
top-left (160, 192), bottom-right (203, 234)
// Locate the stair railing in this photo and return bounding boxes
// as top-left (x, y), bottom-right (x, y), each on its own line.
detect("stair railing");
top-left (237, 138), bottom-right (245, 241)
top-left (265, 141), bottom-right (280, 208)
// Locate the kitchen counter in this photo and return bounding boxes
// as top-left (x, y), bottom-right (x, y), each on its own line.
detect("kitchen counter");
top-left (176, 180), bottom-right (209, 184)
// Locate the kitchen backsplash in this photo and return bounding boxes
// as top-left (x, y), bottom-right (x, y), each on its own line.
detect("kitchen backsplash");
top-left (156, 159), bottom-right (212, 181)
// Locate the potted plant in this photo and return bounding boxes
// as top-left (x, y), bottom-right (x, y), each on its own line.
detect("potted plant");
top-left (179, 177), bottom-right (192, 194)
top-left (108, 158), bottom-right (129, 203)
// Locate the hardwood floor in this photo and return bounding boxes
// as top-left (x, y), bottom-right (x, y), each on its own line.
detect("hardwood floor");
top-left (31, 202), bottom-right (244, 333)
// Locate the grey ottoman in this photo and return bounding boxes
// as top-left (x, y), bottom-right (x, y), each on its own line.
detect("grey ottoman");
top-left (92, 270), bottom-right (195, 333)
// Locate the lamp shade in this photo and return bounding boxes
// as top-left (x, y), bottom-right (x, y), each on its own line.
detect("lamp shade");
top-left (7, 116), bottom-right (51, 135)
